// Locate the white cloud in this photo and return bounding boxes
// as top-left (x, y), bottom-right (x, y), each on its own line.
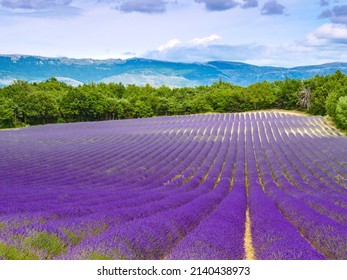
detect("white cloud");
top-left (153, 34), bottom-right (223, 56)
top-left (189, 34), bottom-right (222, 45)
top-left (117, 0), bottom-right (168, 14)
top-left (194, 0), bottom-right (239, 12)
top-left (306, 23), bottom-right (347, 45)
top-left (156, 34), bottom-right (222, 52)
top-left (146, 34), bottom-right (230, 62)
top-left (144, 31), bottom-right (347, 67)
top-left (0, 0), bottom-right (80, 17)
top-left (157, 39), bottom-right (182, 52)
top-left (0, 0), bottom-right (72, 10)
top-left (261, 0), bottom-right (285, 15)
top-left (144, 34), bottom-right (267, 63)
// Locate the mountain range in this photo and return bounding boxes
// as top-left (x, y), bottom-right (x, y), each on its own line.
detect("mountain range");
top-left (1, 55), bottom-right (347, 87)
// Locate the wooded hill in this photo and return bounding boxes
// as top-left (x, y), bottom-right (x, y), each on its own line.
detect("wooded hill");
top-left (1, 70), bottom-right (347, 130)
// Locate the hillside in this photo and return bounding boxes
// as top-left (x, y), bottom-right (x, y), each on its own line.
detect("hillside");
top-left (1, 55), bottom-right (347, 87)
top-left (0, 112), bottom-right (346, 260)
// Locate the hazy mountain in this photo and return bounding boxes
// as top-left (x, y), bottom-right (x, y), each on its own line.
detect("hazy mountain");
top-left (1, 55), bottom-right (347, 87)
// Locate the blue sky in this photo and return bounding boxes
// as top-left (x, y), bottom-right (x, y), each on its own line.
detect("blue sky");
top-left (0, 0), bottom-right (346, 66)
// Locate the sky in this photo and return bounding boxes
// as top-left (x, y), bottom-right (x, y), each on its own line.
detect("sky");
top-left (0, 0), bottom-right (347, 67)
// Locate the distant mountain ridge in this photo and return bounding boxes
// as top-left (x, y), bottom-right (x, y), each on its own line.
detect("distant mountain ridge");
top-left (1, 55), bottom-right (347, 87)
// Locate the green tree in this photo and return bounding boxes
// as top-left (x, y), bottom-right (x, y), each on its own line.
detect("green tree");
top-left (25, 90), bottom-right (60, 125)
top-left (325, 72), bottom-right (347, 118)
top-left (0, 96), bottom-right (15, 128)
top-left (133, 100), bottom-right (154, 118)
top-left (116, 98), bottom-right (133, 119)
top-left (191, 94), bottom-right (213, 114)
top-left (335, 96), bottom-right (347, 129)
top-left (244, 81), bottom-right (276, 110)
top-left (2, 80), bottom-right (32, 124)
top-left (273, 78), bottom-right (301, 109)
top-left (60, 88), bottom-right (89, 122)
top-left (156, 97), bottom-right (170, 116)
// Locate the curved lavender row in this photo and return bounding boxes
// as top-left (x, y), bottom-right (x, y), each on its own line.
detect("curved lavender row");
top-left (289, 132), bottom-right (347, 188)
top-left (0, 115), bottom-right (203, 190)
top-left (0, 124), bottom-right (190, 214)
top-left (293, 116), bottom-right (347, 166)
top-left (30, 136), bottom-right (214, 217)
top-left (264, 126), bottom-right (347, 226)
top-left (63, 128), bottom-right (232, 259)
top-left (286, 131), bottom-right (347, 190)
top-left (0, 121), bottom-right (205, 208)
top-left (0, 132), bottom-right (156, 199)
top-left (261, 120), bottom-right (347, 225)
top-left (276, 119), bottom-right (347, 194)
top-left (248, 182), bottom-right (325, 259)
top-left (0, 132), bottom-right (215, 220)
top-left (114, 130), bottom-right (207, 189)
top-left (105, 129), bottom-right (198, 183)
top-left (1, 127), bottom-right (182, 192)
top-left (256, 120), bottom-right (347, 259)
top-left (165, 122), bottom-right (245, 260)
top-left (0, 121), bottom-right (229, 252)
top-left (0, 120), bottom-right (213, 210)
top-left (1, 112), bottom-right (347, 260)
top-left (263, 181), bottom-right (347, 259)
top-left (248, 121), bottom-right (325, 259)
top-left (270, 120), bottom-right (347, 214)
top-left (262, 118), bottom-right (346, 200)
top-left (63, 177), bottom-right (230, 260)
top-left (166, 181), bottom-right (246, 260)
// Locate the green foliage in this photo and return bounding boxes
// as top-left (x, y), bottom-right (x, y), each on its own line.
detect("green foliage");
top-left (63, 229), bottom-right (81, 246)
top-left (0, 96), bottom-right (15, 128)
top-left (1, 80), bottom-right (32, 125)
top-left (335, 96), bottom-right (347, 130)
top-left (325, 73), bottom-right (347, 119)
top-left (273, 78), bottom-right (301, 109)
top-left (88, 251), bottom-right (113, 260)
top-left (0, 71), bottom-right (346, 130)
top-left (0, 231), bottom-right (66, 259)
top-left (25, 90), bottom-right (60, 125)
top-left (326, 91), bottom-right (341, 119)
top-left (24, 231), bottom-right (67, 258)
top-left (0, 243), bottom-right (39, 260)
top-left (243, 81), bottom-right (277, 110)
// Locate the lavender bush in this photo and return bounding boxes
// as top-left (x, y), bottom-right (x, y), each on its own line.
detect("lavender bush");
top-left (0, 112), bottom-right (346, 259)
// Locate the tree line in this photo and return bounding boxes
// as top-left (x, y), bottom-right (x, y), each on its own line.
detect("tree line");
top-left (0, 71), bottom-right (347, 130)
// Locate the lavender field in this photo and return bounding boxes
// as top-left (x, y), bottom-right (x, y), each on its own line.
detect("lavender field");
top-left (0, 111), bottom-right (347, 260)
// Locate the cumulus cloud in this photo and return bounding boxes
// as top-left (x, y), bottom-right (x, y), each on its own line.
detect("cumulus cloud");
top-left (194, 0), bottom-right (239, 12)
top-left (318, 5), bottom-right (347, 25)
top-left (320, 0), bottom-right (329, 7)
top-left (144, 34), bottom-right (266, 62)
top-left (143, 34), bottom-right (347, 67)
top-left (117, 0), bottom-right (168, 14)
top-left (261, 0), bottom-right (285, 15)
top-left (241, 0), bottom-right (258, 9)
top-left (156, 34), bottom-right (222, 52)
top-left (331, 5), bottom-right (347, 24)
top-left (0, 0), bottom-right (72, 10)
top-left (318, 9), bottom-right (332, 19)
top-left (306, 23), bottom-right (347, 45)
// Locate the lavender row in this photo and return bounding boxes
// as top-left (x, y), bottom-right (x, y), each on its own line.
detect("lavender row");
top-left (263, 120), bottom-right (347, 224)
top-left (247, 121), bottom-right (325, 259)
top-left (278, 119), bottom-right (347, 193)
top-left (255, 119), bottom-right (347, 259)
top-left (63, 124), bottom-right (234, 259)
top-left (0, 120), bottom-right (232, 252)
top-left (167, 122), bottom-right (245, 260)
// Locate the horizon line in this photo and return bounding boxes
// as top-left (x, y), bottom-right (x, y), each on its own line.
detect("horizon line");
top-left (0, 53), bottom-right (346, 69)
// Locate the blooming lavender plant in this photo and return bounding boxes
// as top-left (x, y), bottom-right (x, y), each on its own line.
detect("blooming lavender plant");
top-left (1, 112), bottom-right (346, 259)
